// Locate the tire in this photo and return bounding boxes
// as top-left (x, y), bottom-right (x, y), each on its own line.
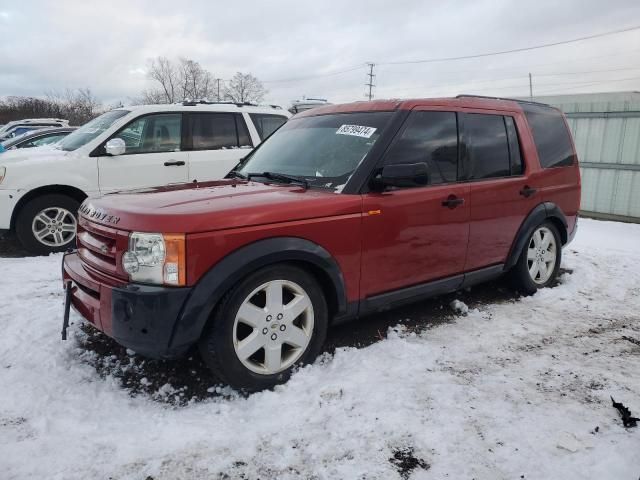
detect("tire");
top-left (199, 264), bottom-right (328, 392)
top-left (510, 220), bottom-right (562, 295)
top-left (15, 194), bottom-right (80, 255)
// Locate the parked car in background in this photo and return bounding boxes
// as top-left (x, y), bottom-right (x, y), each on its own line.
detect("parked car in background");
top-left (0, 118), bottom-right (70, 141)
top-left (288, 98), bottom-right (331, 114)
top-left (0, 102), bottom-right (290, 253)
top-left (62, 95), bottom-right (581, 391)
top-left (0, 127), bottom-right (76, 152)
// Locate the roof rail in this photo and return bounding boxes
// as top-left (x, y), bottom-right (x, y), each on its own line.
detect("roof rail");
top-left (456, 94), bottom-right (551, 108)
top-left (180, 100), bottom-right (282, 109)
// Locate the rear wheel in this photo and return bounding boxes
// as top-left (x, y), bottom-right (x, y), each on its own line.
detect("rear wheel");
top-left (511, 221), bottom-right (562, 295)
top-left (15, 194), bottom-right (79, 255)
top-left (199, 264), bottom-right (328, 392)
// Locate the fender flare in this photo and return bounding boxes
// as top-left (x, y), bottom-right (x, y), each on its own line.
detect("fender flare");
top-left (168, 237), bottom-right (348, 350)
top-left (504, 202), bottom-right (568, 270)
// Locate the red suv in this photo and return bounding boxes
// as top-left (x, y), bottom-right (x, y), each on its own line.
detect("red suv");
top-left (62, 96), bottom-right (580, 391)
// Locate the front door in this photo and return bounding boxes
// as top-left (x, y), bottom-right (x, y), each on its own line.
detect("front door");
top-left (98, 112), bottom-right (188, 193)
top-left (360, 109), bottom-right (470, 298)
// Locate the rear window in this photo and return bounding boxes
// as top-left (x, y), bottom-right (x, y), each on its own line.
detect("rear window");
top-left (249, 114), bottom-right (288, 140)
top-left (522, 105), bottom-right (575, 168)
top-left (188, 113), bottom-right (252, 150)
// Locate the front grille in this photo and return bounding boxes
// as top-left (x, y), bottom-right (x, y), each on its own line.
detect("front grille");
top-left (77, 216), bottom-right (128, 281)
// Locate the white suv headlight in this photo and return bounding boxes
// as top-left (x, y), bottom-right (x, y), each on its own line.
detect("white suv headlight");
top-left (0, 167), bottom-right (6, 185)
top-left (122, 232), bottom-right (186, 286)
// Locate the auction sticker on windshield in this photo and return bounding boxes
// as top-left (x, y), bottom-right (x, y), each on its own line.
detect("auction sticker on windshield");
top-left (336, 124), bottom-right (377, 138)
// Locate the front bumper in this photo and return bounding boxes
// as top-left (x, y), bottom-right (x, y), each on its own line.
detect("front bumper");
top-left (62, 251), bottom-right (193, 358)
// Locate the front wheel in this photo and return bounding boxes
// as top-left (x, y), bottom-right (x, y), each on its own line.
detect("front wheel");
top-left (511, 221), bottom-right (562, 295)
top-left (15, 194), bottom-right (80, 255)
top-left (199, 264), bottom-right (328, 392)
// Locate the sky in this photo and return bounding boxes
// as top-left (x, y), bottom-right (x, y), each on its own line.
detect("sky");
top-left (0, 0), bottom-right (639, 109)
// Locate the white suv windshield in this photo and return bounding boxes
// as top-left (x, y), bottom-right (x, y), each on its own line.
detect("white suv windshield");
top-left (239, 112), bottom-right (392, 190)
top-left (58, 110), bottom-right (130, 151)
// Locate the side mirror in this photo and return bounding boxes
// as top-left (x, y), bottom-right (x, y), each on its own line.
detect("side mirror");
top-left (105, 138), bottom-right (126, 156)
top-left (377, 162), bottom-right (429, 189)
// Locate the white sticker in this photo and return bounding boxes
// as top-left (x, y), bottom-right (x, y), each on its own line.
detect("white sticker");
top-left (336, 124), bottom-right (377, 138)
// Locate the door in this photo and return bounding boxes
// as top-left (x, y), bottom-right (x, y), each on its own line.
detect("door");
top-left (361, 109), bottom-right (470, 298)
top-left (186, 112), bottom-right (253, 182)
top-left (98, 113), bottom-right (188, 192)
top-left (461, 112), bottom-right (539, 271)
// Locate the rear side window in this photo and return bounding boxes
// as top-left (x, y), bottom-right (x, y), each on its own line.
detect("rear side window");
top-left (522, 105), bottom-right (575, 168)
top-left (465, 113), bottom-right (510, 180)
top-left (188, 113), bottom-right (253, 150)
top-left (504, 116), bottom-right (523, 175)
top-left (250, 114), bottom-right (288, 140)
top-left (383, 111), bottom-right (458, 185)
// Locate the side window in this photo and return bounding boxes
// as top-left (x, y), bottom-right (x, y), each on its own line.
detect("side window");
top-left (28, 134), bottom-right (67, 147)
top-left (116, 113), bottom-right (182, 154)
top-left (188, 113), bottom-right (251, 150)
top-left (522, 105), bottom-right (575, 168)
top-left (465, 113), bottom-right (510, 180)
top-left (249, 114), bottom-right (288, 140)
top-left (383, 111), bottom-right (458, 186)
top-left (504, 116), bottom-right (523, 175)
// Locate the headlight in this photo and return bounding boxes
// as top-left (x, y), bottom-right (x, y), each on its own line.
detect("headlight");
top-left (122, 232), bottom-right (186, 286)
top-left (0, 167), bottom-right (6, 185)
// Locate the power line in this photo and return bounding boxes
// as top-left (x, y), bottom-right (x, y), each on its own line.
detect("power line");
top-left (376, 24), bottom-right (640, 65)
top-left (262, 64), bottom-right (366, 84)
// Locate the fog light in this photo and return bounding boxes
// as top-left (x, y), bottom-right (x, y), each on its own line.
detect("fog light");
top-left (122, 251), bottom-right (139, 273)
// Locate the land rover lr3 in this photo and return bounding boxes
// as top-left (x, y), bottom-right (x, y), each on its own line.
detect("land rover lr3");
top-left (62, 96), bottom-right (581, 391)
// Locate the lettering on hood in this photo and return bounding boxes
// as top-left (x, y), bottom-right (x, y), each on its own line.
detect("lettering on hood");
top-left (79, 204), bottom-right (120, 225)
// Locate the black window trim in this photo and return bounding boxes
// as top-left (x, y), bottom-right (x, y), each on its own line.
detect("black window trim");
top-left (504, 115), bottom-right (526, 177)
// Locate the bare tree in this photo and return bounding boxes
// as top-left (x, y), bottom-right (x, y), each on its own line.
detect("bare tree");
top-left (223, 72), bottom-right (267, 104)
top-left (143, 56), bottom-right (216, 104)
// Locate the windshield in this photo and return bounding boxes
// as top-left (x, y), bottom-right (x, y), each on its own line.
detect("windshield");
top-left (58, 109), bottom-right (130, 151)
top-left (239, 111), bottom-right (393, 191)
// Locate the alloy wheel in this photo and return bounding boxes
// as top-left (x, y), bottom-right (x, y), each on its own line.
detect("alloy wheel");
top-left (31, 207), bottom-right (77, 247)
top-left (233, 279), bottom-right (314, 375)
top-left (527, 226), bottom-right (557, 284)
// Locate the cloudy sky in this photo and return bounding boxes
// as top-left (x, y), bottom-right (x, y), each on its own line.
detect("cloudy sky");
top-left (0, 0), bottom-right (639, 108)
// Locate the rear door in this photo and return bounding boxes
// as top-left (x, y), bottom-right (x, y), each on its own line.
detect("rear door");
top-left (97, 112), bottom-right (188, 192)
top-left (461, 111), bottom-right (539, 271)
top-left (360, 109), bottom-right (470, 298)
top-left (185, 112), bottom-right (253, 182)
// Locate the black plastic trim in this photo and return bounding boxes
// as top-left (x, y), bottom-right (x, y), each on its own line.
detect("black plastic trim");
top-left (168, 237), bottom-right (348, 352)
top-left (462, 264), bottom-right (505, 288)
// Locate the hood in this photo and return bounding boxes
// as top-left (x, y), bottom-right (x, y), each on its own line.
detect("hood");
top-left (0, 146), bottom-right (66, 165)
top-left (80, 180), bottom-right (363, 233)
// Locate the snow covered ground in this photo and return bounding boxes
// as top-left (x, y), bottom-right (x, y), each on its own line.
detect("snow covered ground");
top-left (0, 218), bottom-right (639, 479)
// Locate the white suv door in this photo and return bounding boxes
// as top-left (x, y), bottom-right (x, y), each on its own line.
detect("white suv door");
top-left (185, 112), bottom-right (254, 182)
top-left (97, 113), bottom-right (188, 192)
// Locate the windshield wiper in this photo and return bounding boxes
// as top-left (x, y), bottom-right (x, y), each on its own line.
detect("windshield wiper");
top-left (246, 171), bottom-right (309, 189)
top-left (226, 169), bottom-right (247, 180)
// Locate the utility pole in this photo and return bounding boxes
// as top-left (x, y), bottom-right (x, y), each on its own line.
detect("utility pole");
top-left (215, 78), bottom-right (222, 101)
top-left (365, 63), bottom-right (376, 101)
top-left (529, 72), bottom-right (533, 101)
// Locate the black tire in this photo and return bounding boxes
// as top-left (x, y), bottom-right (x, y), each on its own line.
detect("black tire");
top-left (510, 220), bottom-right (562, 295)
top-left (199, 264), bottom-right (328, 392)
top-left (15, 194), bottom-right (80, 255)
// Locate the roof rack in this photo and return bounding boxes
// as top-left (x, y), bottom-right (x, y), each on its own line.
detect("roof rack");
top-left (180, 100), bottom-right (282, 109)
top-left (456, 94), bottom-right (551, 108)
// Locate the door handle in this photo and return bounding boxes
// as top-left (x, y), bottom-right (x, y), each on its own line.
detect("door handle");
top-left (442, 195), bottom-right (465, 209)
top-left (520, 186), bottom-right (537, 198)
top-left (164, 160), bottom-right (185, 167)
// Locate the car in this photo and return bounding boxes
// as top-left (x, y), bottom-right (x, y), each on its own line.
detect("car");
top-left (0, 102), bottom-right (289, 253)
top-left (0, 127), bottom-right (77, 152)
top-left (61, 95), bottom-right (581, 391)
top-left (0, 118), bottom-right (70, 141)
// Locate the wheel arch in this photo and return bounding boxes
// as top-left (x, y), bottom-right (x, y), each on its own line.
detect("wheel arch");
top-left (168, 237), bottom-right (348, 351)
top-left (505, 202), bottom-right (568, 270)
top-left (11, 185), bottom-right (87, 229)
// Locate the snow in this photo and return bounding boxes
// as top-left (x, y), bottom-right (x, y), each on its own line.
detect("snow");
top-left (1, 218), bottom-right (639, 479)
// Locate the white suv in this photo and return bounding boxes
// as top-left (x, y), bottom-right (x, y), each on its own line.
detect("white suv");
top-left (0, 102), bottom-right (289, 253)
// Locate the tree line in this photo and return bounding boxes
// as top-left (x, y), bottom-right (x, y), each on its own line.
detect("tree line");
top-left (1, 57), bottom-right (268, 126)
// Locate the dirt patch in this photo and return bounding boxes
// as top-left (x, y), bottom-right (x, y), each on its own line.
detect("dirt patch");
top-left (389, 446), bottom-right (430, 479)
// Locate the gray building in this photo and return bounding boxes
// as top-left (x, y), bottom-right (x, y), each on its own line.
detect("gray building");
top-left (534, 91), bottom-right (640, 222)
